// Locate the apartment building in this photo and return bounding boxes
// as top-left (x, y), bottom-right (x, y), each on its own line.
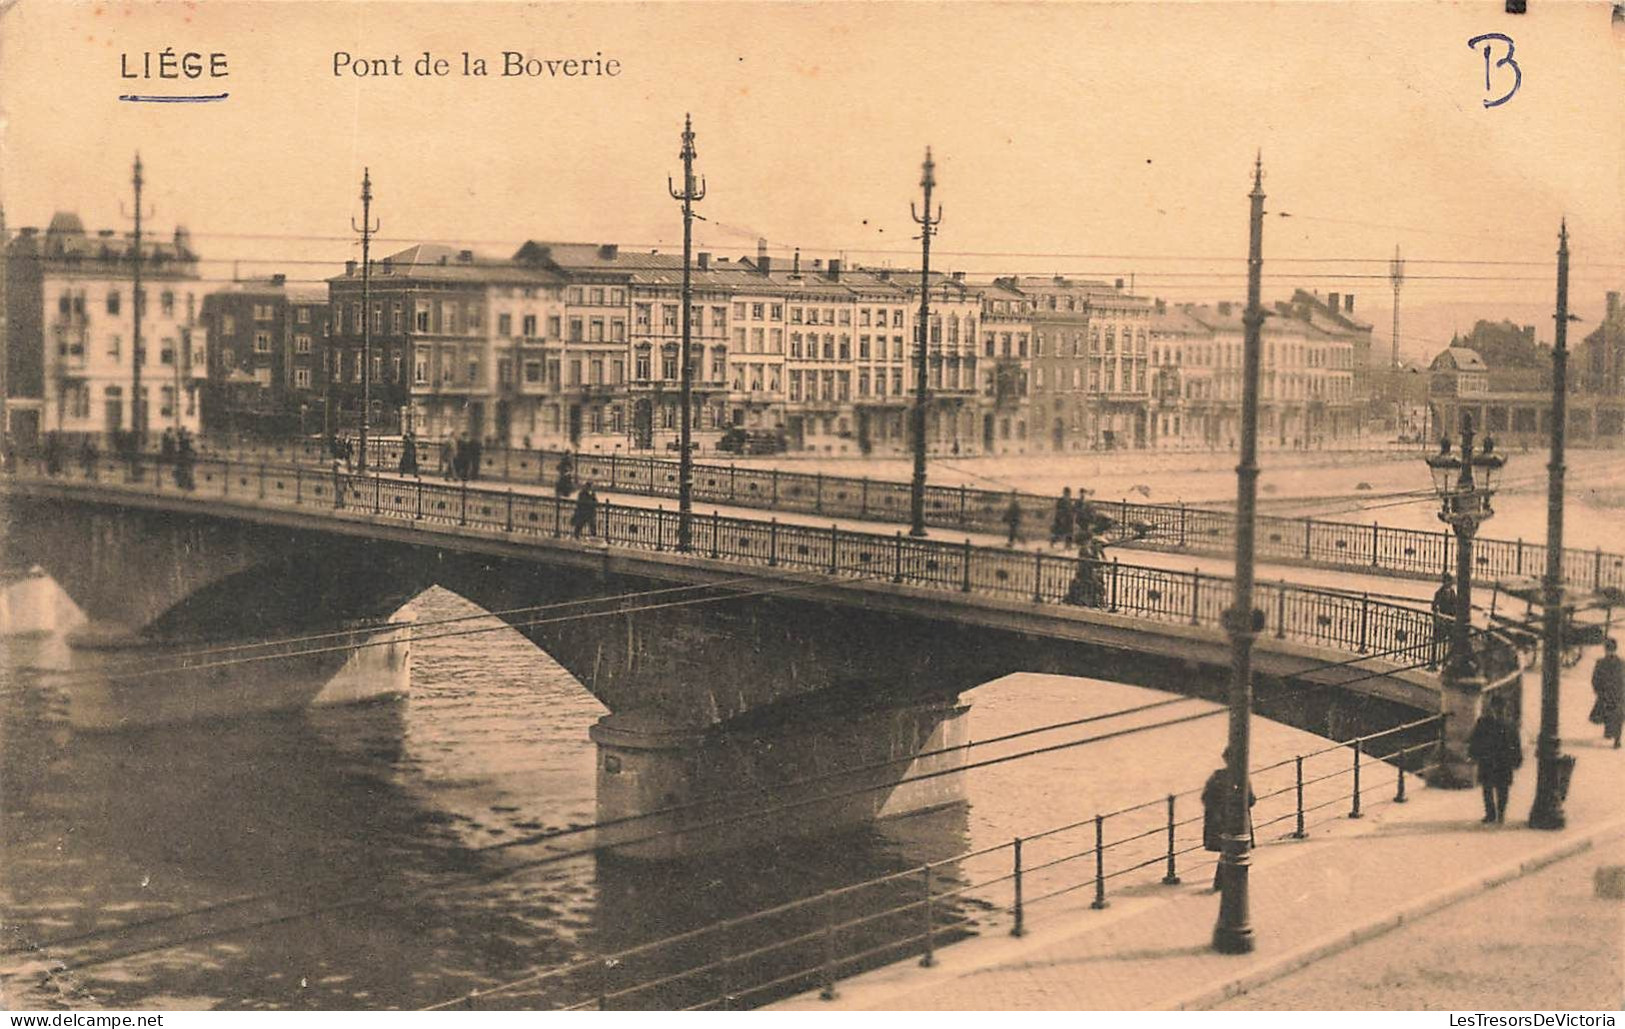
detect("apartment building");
top-left (200, 275), bottom-right (329, 437)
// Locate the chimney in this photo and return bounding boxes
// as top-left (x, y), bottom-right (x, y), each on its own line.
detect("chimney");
top-left (1114, 277), bottom-right (1125, 290)
top-left (1155, 298), bottom-right (1167, 315)
top-left (811, 258), bottom-right (823, 271)
top-left (458, 249), bottom-right (474, 264)
top-left (697, 251), bottom-right (710, 271)
top-left (757, 237), bottom-right (768, 267)
top-left (952, 270), bottom-right (965, 282)
top-left (1217, 301), bottom-right (1232, 316)
top-left (793, 248), bottom-right (802, 275)
top-left (346, 260), bottom-right (357, 277)
top-left (758, 254), bottom-right (772, 276)
top-left (1327, 292), bottom-right (1340, 313)
top-left (97, 229), bottom-right (115, 238)
top-left (879, 269), bottom-right (891, 281)
top-left (827, 258), bottom-right (841, 281)
top-left (1344, 293), bottom-right (1355, 313)
top-left (1608, 291), bottom-right (1620, 320)
top-left (270, 273), bottom-right (286, 287)
top-left (381, 257), bottom-right (393, 275)
top-left (598, 243), bottom-right (619, 260)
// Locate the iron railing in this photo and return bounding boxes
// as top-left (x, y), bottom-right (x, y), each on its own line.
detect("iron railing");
top-left (167, 435), bottom-right (1625, 592)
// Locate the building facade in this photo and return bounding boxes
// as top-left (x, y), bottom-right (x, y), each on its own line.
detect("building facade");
top-left (4, 212), bottom-right (204, 446)
top-left (200, 276), bottom-right (329, 438)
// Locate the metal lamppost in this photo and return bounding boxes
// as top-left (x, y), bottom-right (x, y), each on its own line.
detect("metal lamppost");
top-left (1424, 414), bottom-right (1506, 679)
top-left (668, 113), bottom-right (705, 552)
top-left (908, 148), bottom-right (942, 538)
top-left (1212, 154), bottom-right (1267, 956)
top-left (1529, 220), bottom-right (1574, 830)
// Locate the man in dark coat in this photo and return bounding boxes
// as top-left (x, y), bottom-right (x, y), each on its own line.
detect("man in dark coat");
top-left (1202, 748), bottom-right (1256, 890)
top-left (1591, 637), bottom-right (1624, 748)
top-left (571, 483), bottom-right (598, 539)
top-left (1430, 573), bottom-right (1458, 668)
top-left (555, 455), bottom-right (576, 499)
top-left (1050, 487), bottom-right (1075, 548)
top-left (1467, 697), bottom-right (1522, 823)
top-left (398, 433), bottom-right (419, 478)
top-left (1002, 491), bottom-right (1023, 547)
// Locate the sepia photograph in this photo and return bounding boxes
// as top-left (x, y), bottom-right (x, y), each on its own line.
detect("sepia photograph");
top-left (0, 0), bottom-right (1622, 1015)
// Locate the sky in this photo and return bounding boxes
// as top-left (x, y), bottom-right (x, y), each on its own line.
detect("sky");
top-left (2, 0), bottom-right (1622, 361)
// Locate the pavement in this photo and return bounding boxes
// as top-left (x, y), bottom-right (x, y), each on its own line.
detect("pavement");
top-left (768, 637), bottom-right (1625, 1010)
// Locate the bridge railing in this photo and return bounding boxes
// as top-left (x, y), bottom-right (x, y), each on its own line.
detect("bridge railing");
top-left (411, 714), bottom-right (1444, 1010)
top-left (171, 434), bottom-right (1625, 592)
top-left (12, 452), bottom-right (1467, 673)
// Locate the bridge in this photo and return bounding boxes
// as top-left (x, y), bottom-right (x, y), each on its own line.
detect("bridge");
top-left (0, 451), bottom-right (1521, 857)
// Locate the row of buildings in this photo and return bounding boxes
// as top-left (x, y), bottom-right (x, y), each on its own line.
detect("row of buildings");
top-left (10, 206), bottom-right (1561, 457)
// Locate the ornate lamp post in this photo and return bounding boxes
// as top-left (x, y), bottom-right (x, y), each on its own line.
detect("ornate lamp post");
top-left (1424, 415), bottom-right (1506, 678)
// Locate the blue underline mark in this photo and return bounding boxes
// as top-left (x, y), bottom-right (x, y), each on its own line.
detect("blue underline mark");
top-left (118, 93), bottom-right (230, 103)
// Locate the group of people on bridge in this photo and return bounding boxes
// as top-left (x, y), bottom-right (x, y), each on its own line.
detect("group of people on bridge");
top-left (998, 486), bottom-right (1116, 609)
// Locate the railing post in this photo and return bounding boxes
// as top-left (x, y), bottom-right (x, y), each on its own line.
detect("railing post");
top-left (919, 865), bottom-right (936, 967)
top-left (1395, 761), bottom-right (1408, 803)
top-left (1276, 583), bottom-right (1287, 639)
top-left (829, 523), bottom-right (839, 574)
top-left (608, 452), bottom-right (618, 490)
top-left (554, 494), bottom-right (563, 538)
top-left (818, 898), bottom-right (838, 1001)
top-left (334, 469), bottom-right (343, 510)
top-left (294, 465), bottom-right (302, 504)
top-left (1596, 547), bottom-right (1604, 589)
top-left (654, 506), bottom-right (666, 551)
top-left (1178, 501), bottom-right (1187, 548)
top-left (259, 462), bottom-right (267, 499)
top-left (459, 482), bottom-right (468, 526)
top-left (893, 531), bottom-right (904, 583)
top-left (815, 472), bottom-right (824, 513)
top-left (1033, 550), bottom-right (1044, 603)
top-left (961, 539), bottom-right (973, 591)
top-left (710, 509), bottom-right (721, 559)
top-left (860, 476), bottom-right (869, 516)
top-left (416, 478), bottom-right (424, 520)
top-left (728, 463), bottom-right (737, 503)
top-left (959, 483), bottom-right (968, 528)
top-left (1349, 739), bottom-right (1364, 819)
top-left (770, 468), bottom-right (779, 508)
top-left (1370, 521), bottom-right (1379, 566)
top-left (769, 518), bottom-right (778, 567)
top-left (1190, 569), bottom-right (1201, 625)
top-left (374, 471), bottom-right (382, 514)
top-left (1303, 517), bottom-right (1313, 559)
top-left (1010, 838), bottom-right (1025, 937)
top-left (501, 489), bottom-right (512, 532)
top-left (1358, 594), bottom-right (1370, 653)
top-left (1292, 755), bottom-right (1306, 838)
top-left (1516, 537), bottom-right (1524, 576)
top-left (1120, 497), bottom-right (1129, 532)
top-left (1162, 794), bottom-right (1181, 885)
top-left (1109, 558), bottom-right (1120, 612)
top-left (1091, 813), bottom-right (1108, 909)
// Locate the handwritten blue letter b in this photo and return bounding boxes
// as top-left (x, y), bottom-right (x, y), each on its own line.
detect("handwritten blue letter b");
top-left (1468, 33), bottom-right (1520, 109)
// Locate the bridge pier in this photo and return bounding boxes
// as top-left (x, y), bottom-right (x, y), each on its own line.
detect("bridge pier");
top-left (0, 567), bottom-right (83, 637)
top-left (590, 695), bottom-right (970, 860)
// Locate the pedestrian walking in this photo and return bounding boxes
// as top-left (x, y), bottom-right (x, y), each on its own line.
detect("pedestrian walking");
top-left (398, 433), bottom-right (420, 478)
top-left (467, 436), bottom-right (483, 482)
top-left (555, 454), bottom-right (576, 499)
top-left (1590, 637), bottom-right (1624, 748)
top-left (1467, 696), bottom-right (1522, 823)
top-left (453, 434), bottom-right (469, 481)
top-left (175, 428), bottom-right (195, 490)
top-left (439, 436), bottom-right (454, 480)
top-left (571, 483), bottom-right (599, 539)
top-left (160, 427), bottom-right (177, 466)
top-left (79, 437), bottom-right (98, 478)
top-left (1003, 490), bottom-right (1023, 547)
top-left (1430, 572), bottom-right (1457, 668)
top-left (1050, 487), bottom-right (1075, 548)
top-left (1201, 749), bottom-right (1256, 890)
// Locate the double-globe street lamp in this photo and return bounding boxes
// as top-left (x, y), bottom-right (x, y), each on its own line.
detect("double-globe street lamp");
top-left (1424, 414), bottom-right (1506, 680)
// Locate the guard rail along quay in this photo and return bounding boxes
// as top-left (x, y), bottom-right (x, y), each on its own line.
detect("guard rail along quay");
top-left (165, 435), bottom-right (1625, 592)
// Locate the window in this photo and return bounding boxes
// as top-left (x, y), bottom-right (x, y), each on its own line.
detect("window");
top-left (548, 315), bottom-right (561, 337)
top-left (415, 303), bottom-right (430, 332)
top-left (299, 307), bottom-right (311, 325)
top-left (499, 313), bottom-right (513, 337)
top-left (524, 360), bottom-right (542, 383)
top-left (789, 370), bottom-right (802, 401)
top-left (589, 287), bottom-right (604, 305)
top-left (751, 303), bottom-right (764, 320)
top-left (661, 347), bottom-right (678, 380)
top-left (611, 319), bottom-right (626, 342)
top-left (295, 334), bottom-right (312, 354)
top-left (859, 335), bottom-right (871, 360)
top-left (294, 368), bottom-right (311, 388)
top-left (254, 332), bottom-right (272, 353)
top-left (590, 319), bottom-right (604, 342)
top-left (498, 358), bottom-right (513, 385)
top-left (733, 302), bottom-right (746, 320)
top-left (590, 359), bottom-right (604, 385)
top-left (254, 367), bottom-right (272, 386)
top-left (635, 303), bottom-right (652, 329)
top-left (108, 334), bottom-right (122, 358)
top-left (790, 307), bottom-right (803, 324)
top-left (712, 306), bottom-right (727, 329)
top-left (415, 357), bottom-right (428, 384)
top-left (107, 291), bottom-right (121, 315)
top-left (252, 302), bottom-right (270, 321)
top-left (635, 348), bottom-right (651, 380)
top-left (750, 328), bottom-right (764, 353)
top-left (569, 318), bottom-right (583, 342)
top-left (466, 358), bottom-right (479, 384)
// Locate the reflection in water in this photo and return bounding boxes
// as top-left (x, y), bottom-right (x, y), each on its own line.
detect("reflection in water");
top-left (2, 587), bottom-right (1345, 1009)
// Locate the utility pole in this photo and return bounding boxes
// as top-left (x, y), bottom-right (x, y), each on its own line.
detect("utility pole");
top-left (1529, 220), bottom-right (1573, 830)
top-left (669, 113), bottom-right (705, 552)
top-left (1214, 152), bottom-right (1266, 956)
top-left (1389, 244), bottom-right (1406, 438)
top-left (908, 147), bottom-right (941, 538)
top-left (352, 168), bottom-right (378, 473)
top-left (130, 154), bottom-right (148, 444)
